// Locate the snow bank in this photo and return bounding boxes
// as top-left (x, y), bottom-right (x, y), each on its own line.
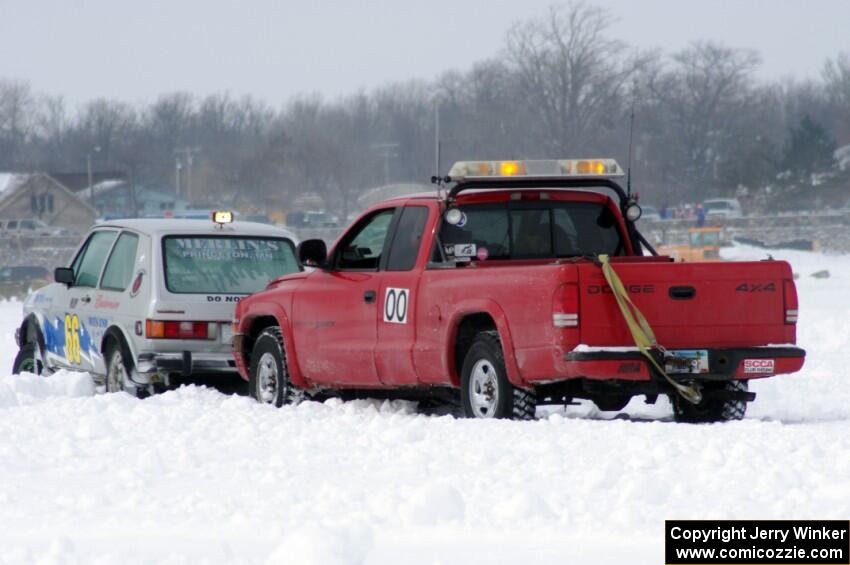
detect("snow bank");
top-left (0, 370), bottom-right (95, 408)
top-left (0, 247), bottom-right (848, 564)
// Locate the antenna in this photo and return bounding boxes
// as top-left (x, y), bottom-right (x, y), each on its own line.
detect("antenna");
top-left (626, 106), bottom-right (635, 198)
top-left (434, 99), bottom-right (441, 179)
top-left (432, 99), bottom-right (448, 198)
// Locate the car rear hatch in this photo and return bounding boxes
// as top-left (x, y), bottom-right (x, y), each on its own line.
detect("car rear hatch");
top-left (151, 233), bottom-right (300, 353)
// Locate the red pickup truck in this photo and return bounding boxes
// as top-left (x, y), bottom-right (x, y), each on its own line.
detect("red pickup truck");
top-left (232, 159), bottom-right (805, 422)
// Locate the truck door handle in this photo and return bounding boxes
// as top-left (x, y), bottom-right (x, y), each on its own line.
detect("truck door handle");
top-left (669, 286), bottom-right (696, 300)
top-left (80, 295), bottom-right (92, 304)
top-left (363, 290), bottom-right (376, 304)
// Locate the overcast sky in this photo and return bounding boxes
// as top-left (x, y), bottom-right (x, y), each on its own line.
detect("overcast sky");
top-left (1, 0), bottom-right (848, 107)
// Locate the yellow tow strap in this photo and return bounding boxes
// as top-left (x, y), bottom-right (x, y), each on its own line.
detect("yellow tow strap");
top-left (598, 254), bottom-right (703, 405)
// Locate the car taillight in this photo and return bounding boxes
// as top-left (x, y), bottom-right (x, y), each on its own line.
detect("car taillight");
top-left (553, 283), bottom-right (579, 328)
top-left (145, 319), bottom-right (213, 339)
top-left (783, 280), bottom-right (798, 324)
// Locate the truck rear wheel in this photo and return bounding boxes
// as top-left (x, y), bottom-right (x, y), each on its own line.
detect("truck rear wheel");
top-left (460, 331), bottom-right (536, 420)
top-left (249, 326), bottom-right (299, 407)
top-left (674, 380), bottom-right (748, 423)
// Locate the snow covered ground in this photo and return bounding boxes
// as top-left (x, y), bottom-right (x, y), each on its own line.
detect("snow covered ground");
top-left (0, 244), bottom-right (848, 564)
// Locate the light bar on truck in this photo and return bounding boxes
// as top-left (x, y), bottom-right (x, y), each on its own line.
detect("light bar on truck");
top-left (448, 159), bottom-right (624, 181)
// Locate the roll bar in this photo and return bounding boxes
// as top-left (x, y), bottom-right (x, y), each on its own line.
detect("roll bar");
top-left (443, 177), bottom-right (657, 256)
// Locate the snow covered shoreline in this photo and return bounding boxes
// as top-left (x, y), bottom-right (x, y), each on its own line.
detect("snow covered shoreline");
top-left (0, 245), bottom-right (848, 564)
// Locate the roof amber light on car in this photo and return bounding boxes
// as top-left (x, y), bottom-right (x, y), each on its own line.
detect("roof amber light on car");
top-left (448, 158), bottom-right (624, 180)
top-left (212, 211), bottom-right (234, 225)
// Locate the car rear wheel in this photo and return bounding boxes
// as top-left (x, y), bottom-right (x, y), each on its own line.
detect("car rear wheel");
top-left (105, 342), bottom-right (143, 397)
top-left (460, 331), bottom-right (536, 420)
top-left (673, 380), bottom-right (748, 423)
top-left (12, 341), bottom-right (43, 375)
top-left (249, 326), bottom-right (299, 407)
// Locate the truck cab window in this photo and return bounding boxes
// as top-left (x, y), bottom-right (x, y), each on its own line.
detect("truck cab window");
top-left (435, 200), bottom-right (623, 263)
top-left (336, 208), bottom-right (395, 271)
top-left (386, 206), bottom-right (430, 271)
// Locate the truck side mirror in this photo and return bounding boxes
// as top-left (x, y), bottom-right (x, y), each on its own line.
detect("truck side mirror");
top-left (298, 239), bottom-right (328, 268)
top-left (54, 267), bottom-right (74, 286)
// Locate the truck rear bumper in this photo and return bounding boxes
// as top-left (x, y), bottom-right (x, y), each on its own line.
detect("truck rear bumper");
top-left (558, 345), bottom-right (805, 382)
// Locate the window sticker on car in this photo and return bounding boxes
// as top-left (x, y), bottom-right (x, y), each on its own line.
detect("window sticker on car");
top-left (384, 288), bottom-right (409, 324)
top-left (476, 247), bottom-right (489, 261)
top-left (453, 243), bottom-right (477, 257)
top-left (170, 238), bottom-right (281, 261)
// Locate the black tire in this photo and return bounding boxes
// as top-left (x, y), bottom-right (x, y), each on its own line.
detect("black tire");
top-left (249, 326), bottom-right (300, 407)
top-left (674, 380), bottom-right (748, 423)
top-left (592, 394), bottom-right (631, 412)
top-left (460, 331), bottom-right (536, 420)
top-left (12, 341), bottom-right (43, 375)
top-left (105, 340), bottom-right (145, 398)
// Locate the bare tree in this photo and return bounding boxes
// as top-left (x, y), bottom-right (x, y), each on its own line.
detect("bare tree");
top-left (77, 98), bottom-right (137, 168)
top-left (0, 79), bottom-right (36, 168)
top-left (823, 52), bottom-right (850, 142)
top-left (650, 41), bottom-right (761, 197)
top-left (505, 2), bottom-right (648, 155)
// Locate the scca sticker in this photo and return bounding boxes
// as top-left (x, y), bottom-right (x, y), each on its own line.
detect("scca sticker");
top-left (383, 288), bottom-right (409, 324)
top-left (743, 359), bottom-right (775, 374)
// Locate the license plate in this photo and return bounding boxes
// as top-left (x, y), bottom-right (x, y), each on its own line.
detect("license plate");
top-left (221, 323), bottom-right (233, 344)
top-left (665, 349), bottom-right (709, 374)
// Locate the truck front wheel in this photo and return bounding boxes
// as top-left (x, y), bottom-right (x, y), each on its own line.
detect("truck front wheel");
top-left (460, 331), bottom-right (536, 420)
top-left (673, 380), bottom-right (748, 423)
top-left (249, 326), bottom-right (299, 408)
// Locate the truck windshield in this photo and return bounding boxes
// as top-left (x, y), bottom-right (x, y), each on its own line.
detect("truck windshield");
top-left (437, 201), bottom-right (623, 261)
top-left (163, 236), bottom-right (299, 294)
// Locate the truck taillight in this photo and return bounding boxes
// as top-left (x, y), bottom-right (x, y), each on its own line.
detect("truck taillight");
top-left (553, 313), bottom-right (578, 328)
top-left (146, 319), bottom-right (213, 339)
top-left (553, 283), bottom-right (579, 328)
top-left (783, 280), bottom-right (798, 324)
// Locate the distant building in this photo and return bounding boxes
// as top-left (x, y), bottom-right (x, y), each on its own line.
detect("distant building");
top-left (50, 170), bottom-right (128, 194)
top-left (0, 173), bottom-right (96, 233)
top-left (91, 181), bottom-right (190, 219)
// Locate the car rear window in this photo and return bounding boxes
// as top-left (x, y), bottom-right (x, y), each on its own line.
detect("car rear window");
top-left (163, 236), bottom-right (299, 294)
top-left (436, 201), bottom-right (624, 261)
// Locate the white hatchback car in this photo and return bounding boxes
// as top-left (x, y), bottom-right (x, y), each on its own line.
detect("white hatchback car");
top-left (12, 216), bottom-right (300, 395)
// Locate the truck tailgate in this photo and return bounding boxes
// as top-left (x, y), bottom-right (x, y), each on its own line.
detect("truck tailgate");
top-left (577, 260), bottom-right (795, 348)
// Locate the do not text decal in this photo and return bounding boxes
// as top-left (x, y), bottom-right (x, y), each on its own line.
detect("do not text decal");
top-left (384, 288), bottom-right (409, 324)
